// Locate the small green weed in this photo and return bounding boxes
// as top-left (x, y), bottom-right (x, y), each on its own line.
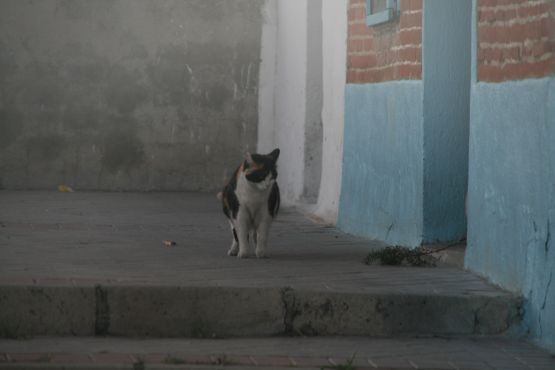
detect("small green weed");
top-left (364, 246), bottom-right (436, 267)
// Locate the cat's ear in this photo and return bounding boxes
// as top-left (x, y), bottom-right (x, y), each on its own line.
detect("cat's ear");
top-left (245, 152), bottom-right (254, 165)
top-left (268, 148), bottom-right (280, 162)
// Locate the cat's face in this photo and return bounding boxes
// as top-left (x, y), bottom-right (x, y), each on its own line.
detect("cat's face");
top-left (243, 148), bottom-right (280, 189)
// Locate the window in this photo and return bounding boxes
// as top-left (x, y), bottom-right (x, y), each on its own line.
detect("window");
top-left (366, 0), bottom-right (398, 26)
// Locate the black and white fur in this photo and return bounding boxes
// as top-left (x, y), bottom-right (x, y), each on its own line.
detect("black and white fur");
top-left (219, 149), bottom-right (280, 258)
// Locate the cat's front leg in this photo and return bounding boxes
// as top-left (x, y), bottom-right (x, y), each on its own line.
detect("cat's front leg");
top-left (255, 218), bottom-right (272, 258)
top-left (227, 221), bottom-right (239, 256)
top-left (236, 210), bottom-right (251, 258)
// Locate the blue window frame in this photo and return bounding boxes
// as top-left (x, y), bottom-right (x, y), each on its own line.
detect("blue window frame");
top-left (366, 0), bottom-right (398, 27)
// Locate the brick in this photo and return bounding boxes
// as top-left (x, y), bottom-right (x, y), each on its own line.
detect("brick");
top-left (398, 47), bottom-right (421, 63)
top-left (397, 63), bottom-right (422, 79)
top-left (349, 39), bottom-right (364, 52)
top-left (401, 0), bottom-right (423, 12)
top-left (349, 71), bottom-right (368, 83)
top-left (478, 58), bottom-right (554, 82)
top-left (478, 18), bottom-right (551, 44)
top-left (382, 65), bottom-right (396, 80)
top-left (522, 40), bottom-right (549, 58)
top-left (492, 0), bottom-right (526, 5)
top-left (400, 12), bottom-right (422, 29)
top-left (478, 47), bottom-right (503, 62)
top-left (376, 50), bottom-right (396, 65)
top-left (479, 45), bottom-right (523, 63)
top-left (399, 28), bottom-right (421, 45)
top-left (478, 9), bottom-right (497, 23)
top-left (502, 45), bottom-right (522, 60)
top-left (349, 54), bottom-right (377, 69)
top-left (363, 37), bottom-right (374, 51)
top-left (347, 69), bottom-right (357, 82)
top-left (476, 0), bottom-right (555, 81)
top-left (349, 23), bottom-right (371, 37)
top-left (348, 6), bottom-right (366, 22)
top-left (357, 69), bottom-right (374, 83)
top-left (517, 2), bottom-right (551, 18)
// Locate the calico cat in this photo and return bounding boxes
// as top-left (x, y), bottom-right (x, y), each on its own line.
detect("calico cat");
top-left (219, 149), bottom-right (280, 258)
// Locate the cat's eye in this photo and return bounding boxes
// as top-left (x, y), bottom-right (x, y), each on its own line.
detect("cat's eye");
top-left (246, 169), bottom-right (269, 183)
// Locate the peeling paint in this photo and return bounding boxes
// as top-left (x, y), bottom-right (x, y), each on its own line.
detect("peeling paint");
top-left (545, 219), bottom-right (551, 254)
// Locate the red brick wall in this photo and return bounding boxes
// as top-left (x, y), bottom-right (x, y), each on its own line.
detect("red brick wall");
top-left (347, 0), bottom-right (422, 83)
top-left (477, 0), bottom-right (555, 82)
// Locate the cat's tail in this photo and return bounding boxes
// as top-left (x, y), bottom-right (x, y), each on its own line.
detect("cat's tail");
top-left (216, 192), bottom-right (223, 201)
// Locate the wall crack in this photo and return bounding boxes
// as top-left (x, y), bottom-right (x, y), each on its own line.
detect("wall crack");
top-left (545, 218), bottom-right (551, 254)
top-left (280, 287), bottom-right (299, 336)
top-left (94, 285), bottom-right (110, 336)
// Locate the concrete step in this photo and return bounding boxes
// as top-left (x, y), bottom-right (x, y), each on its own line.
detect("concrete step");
top-left (0, 192), bottom-right (524, 340)
top-left (1, 336), bottom-right (554, 370)
top-left (0, 284), bottom-right (521, 339)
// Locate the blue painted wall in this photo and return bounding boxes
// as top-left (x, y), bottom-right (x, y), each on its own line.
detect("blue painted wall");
top-left (465, 77), bottom-right (555, 352)
top-left (339, 82), bottom-right (424, 247)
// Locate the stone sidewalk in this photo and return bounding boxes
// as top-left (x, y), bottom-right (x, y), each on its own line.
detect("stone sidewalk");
top-left (1, 336), bottom-right (554, 370)
top-left (0, 191), bottom-right (504, 294)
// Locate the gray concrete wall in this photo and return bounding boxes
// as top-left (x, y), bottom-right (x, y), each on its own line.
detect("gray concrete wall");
top-left (0, 0), bottom-right (263, 191)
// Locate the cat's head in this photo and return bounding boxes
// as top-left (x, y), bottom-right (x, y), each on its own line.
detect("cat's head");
top-left (242, 148), bottom-right (280, 188)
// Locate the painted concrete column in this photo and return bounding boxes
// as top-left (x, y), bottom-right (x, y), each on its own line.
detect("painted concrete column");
top-left (338, 0), bottom-right (425, 247)
top-left (422, 0), bottom-right (471, 242)
top-left (313, 0), bottom-right (348, 224)
top-left (338, 0), bottom-right (471, 246)
top-left (258, 0), bottom-right (323, 205)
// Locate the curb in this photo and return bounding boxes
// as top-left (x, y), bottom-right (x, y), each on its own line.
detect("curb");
top-left (0, 285), bottom-right (522, 338)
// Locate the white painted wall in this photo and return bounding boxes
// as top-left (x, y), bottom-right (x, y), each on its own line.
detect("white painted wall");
top-left (259, 0), bottom-right (308, 205)
top-left (258, 0), bottom-right (346, 220)
top-left (257, 0), bottom-right (277, 153)
top-left (313, 0), bottom-right (347, 223)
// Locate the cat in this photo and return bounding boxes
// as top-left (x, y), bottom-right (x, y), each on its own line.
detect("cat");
top-left (218, 148), bottom-right (280, 258)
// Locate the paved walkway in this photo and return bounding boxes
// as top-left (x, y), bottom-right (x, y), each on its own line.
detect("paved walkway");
top-left (1, 336), bottom-right (554, 370)
top-left (0, 191), bottom-right (553, 368)
top-left (0, 191), bottom-right (503, 296)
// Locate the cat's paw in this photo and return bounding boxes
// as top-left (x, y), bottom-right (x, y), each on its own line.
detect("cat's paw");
top-left (228, 243), bottom-right (239, 256)
top-left (237, 251), bottom-right (250, 258)
top-left (255, 250), bottom-right (267, 259)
